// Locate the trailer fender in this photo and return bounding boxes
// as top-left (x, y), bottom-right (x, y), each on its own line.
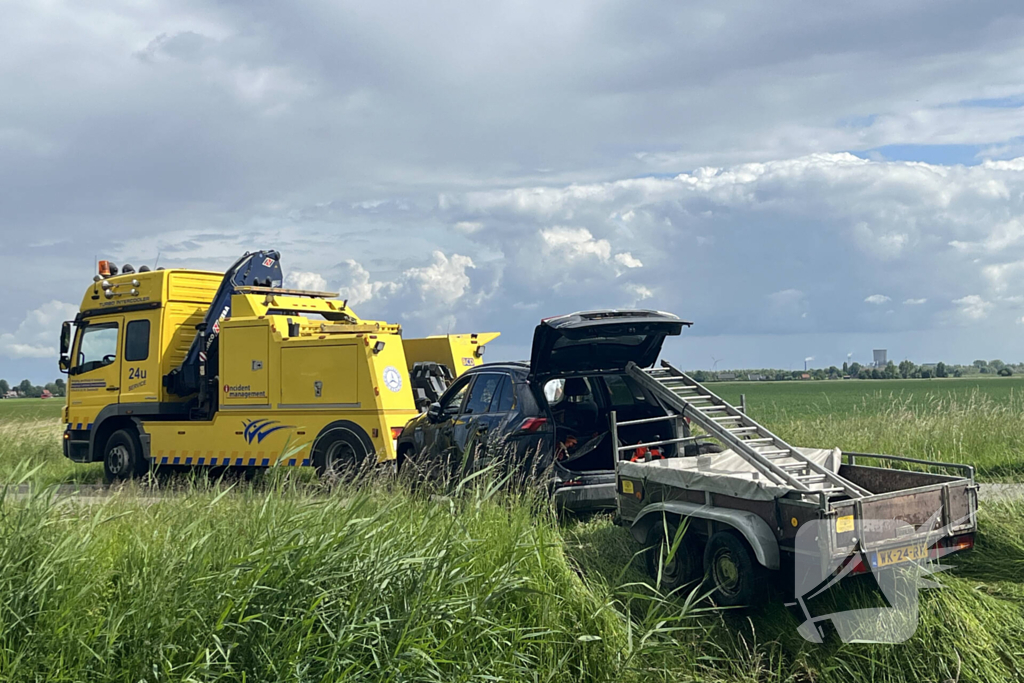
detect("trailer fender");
top-left (630, 501), bottom-right (780, 570)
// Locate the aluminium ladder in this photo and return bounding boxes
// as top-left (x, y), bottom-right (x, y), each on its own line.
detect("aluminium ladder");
top-left (624, 360), bottom-right (870, 499)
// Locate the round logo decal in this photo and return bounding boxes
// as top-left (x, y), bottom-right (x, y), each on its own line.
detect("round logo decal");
top-left (382, 366), bottom-right (403, 393)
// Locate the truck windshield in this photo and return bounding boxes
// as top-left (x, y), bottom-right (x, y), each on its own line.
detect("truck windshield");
top-left (76, 323), bottom-right (118, 374)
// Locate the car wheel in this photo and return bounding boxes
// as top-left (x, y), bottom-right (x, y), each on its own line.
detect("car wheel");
top-left (645, 522), bottom-right (701, 591)
top-left (313, 430), bottom-right (370, 482)
top-left (703, 531), bottom-right (764, 607)
top-left (103, 428), bottom-right (148, 483)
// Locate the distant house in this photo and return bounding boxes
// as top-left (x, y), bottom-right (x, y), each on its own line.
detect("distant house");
top-left (800, 373), bottom-right (811, 380)
top-left (718, 372), bottom-right (736, 381)
top-left (2, 391), bottom-right (20, 399)
top-left (747, 373), bottom-right (766, 381)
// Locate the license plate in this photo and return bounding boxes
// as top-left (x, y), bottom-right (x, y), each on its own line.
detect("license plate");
top-left (872, 543), bottom-right (928, 568)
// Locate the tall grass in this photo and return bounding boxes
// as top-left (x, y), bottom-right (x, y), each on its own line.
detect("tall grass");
top-left (1, 472), bottom-right (1020, 682)
top-left (0, 418), bottom-right (103, 486)
top-left (0, 475), bottom-right (720, 683)
top-left (567, 501), bottom-right (1024, 683)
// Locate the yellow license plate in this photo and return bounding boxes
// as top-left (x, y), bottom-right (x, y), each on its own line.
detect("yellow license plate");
top-left (873, 543), bottom-right (928, 568)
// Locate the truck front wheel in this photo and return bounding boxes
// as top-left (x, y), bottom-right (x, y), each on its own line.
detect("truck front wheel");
top-left (703, 531), bottom-right (764, 607)
top-left (103, 429), bottom-right (149, 483)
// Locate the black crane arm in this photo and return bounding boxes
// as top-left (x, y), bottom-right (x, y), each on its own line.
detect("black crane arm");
top-left (164, 250), bottom-right (282, 398)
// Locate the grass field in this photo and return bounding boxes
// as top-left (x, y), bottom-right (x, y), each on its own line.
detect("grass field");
top-left (0, 386), bottom-right (1022, 681)
top-left (713, 377), bottom-right (1024, 480)
top-left (0, 475), bottom-right (1021, 682)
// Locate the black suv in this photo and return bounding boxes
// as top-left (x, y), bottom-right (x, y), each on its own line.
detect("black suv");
top-left (396, 310), bottom-right (690, 511)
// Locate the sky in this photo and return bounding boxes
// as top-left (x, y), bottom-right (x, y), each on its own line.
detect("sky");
top-left (4, 0), bottom-right (1024, 384)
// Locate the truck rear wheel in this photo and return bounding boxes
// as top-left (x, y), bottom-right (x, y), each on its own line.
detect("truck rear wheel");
top-left (103, 429), bottom-right (148, 483)
top-left (313, 430), bottom-right (371, 482)
top-left (645, 523), bottom-right (701, 592)
top-left (703, 531), bottom-right (764, 607)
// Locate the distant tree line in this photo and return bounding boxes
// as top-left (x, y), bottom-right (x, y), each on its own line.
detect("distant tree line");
top-left (692, 358), bottom-right (1018, 382)
top-left (0, 378), bottom-right (66, 398)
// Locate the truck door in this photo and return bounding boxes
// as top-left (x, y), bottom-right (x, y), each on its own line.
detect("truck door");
top-left (66, 317), bottom-right (123, 429)
top-left (119, 316), bottom-right (158, 405)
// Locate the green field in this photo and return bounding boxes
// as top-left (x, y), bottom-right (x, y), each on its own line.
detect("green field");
top-left (0, 397), bottom-right (62, 420)
top-left (712, 377), bottom-right (1024, 481)
top-left (714, 375), bottom-right (1024, 418)
top-left (0, 387), bottom-right (1022, 681)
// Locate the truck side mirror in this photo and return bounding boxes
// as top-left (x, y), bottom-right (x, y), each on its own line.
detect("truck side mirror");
top-left (427, 402), bottom-right (443, 423)
top-left (59, 322), bottom-right (72, 374)
top-left (60, 321), bottom-right (71, 355)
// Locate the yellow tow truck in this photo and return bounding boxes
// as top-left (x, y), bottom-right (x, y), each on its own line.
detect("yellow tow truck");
top-left (58, 250), bottom-right (497, 482)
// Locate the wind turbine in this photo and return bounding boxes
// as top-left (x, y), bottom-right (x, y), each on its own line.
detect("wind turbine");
top-left (711, 355), bottom-right (724, 372)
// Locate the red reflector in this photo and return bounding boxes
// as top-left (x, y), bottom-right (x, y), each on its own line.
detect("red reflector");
top-left (390, 427), bottom-right (403, 440)
top-left (951, 535), bottom-right (974, 552)
top-left (558, 479), bottom-right (584, 487)
top-left (849, 554), bottom-right (869, 575)
top-left (518, 417), bottom-right (548, 433)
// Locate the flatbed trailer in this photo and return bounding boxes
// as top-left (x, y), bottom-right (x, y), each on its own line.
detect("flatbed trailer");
top-left (614, 361), bottom-right (979, 608)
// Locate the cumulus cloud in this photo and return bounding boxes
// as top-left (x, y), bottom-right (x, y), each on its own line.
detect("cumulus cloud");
top-left (336, 260), bottom-right (398, 306)
top-left (864, 294), bottom-right (891, 305)
top-left (614, 252), bottom-right (643, 269)
top-left (284, 271), bottom-right (328, 292)
top-left (953, 295), bottom-right (993, 320)
top-left (404, 251), bottom-right (475, 305)
top-left (624, 283), bottom-right (654, 305)
top-left (540, 227), bottom-right (612, 262)
top-left (0, 301), bottom-right (79, 359)
top-left (903, 298), bottom-right (928, 305)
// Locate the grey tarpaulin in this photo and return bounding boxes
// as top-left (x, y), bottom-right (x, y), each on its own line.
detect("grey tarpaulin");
top-left (617, 447), bottom-right (842, 501)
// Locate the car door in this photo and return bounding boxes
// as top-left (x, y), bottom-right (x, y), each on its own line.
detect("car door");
top-left (430, 374), bottom-right (474, 462)
top-left (471, 373), bottom-right (517, 470)
top-left (457, 372), bottom-right (506, 469)
top-left (452, 374), bottom-right (503, 475)
top-left (66, 317), bottom-right (123, 431)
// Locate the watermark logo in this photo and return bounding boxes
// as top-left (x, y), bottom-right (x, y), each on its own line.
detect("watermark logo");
top-left (788, 509), bottom-right (973, 643)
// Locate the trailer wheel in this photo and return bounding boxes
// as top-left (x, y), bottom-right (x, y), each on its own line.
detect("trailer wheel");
top-left (645, 523), bottom-right (701, 591)
top-left (103, 429), bottom-right (148, 483)
top-left (703, 531), bottom-right (763, 607)
top-left (313, 430), bottom-right (370, 482)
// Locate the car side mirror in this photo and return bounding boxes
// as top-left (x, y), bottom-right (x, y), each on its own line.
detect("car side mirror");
top-left (427, 402), bottom-right (443, 423)
top-left (60, 321), bottom-right (71, 355)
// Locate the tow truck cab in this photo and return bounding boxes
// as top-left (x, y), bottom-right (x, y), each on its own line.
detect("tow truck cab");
top-left (60, 258), bottom-right (497, 481)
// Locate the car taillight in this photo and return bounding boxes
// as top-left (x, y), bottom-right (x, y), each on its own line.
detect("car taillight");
top-left (390, 427), bottom-right (403, 441)
top-left (558, 478), bottom-right (584, 487)
top-left (517, 417), bottom-right (548, 433)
